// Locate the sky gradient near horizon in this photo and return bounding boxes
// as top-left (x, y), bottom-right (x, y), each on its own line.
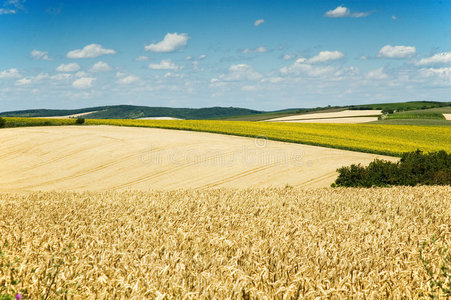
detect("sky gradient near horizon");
top-left (0, 0), bottom-right (450, 111)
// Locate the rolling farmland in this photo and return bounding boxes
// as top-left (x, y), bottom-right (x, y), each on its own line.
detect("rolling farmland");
top-left (0, 126), bottom-right (396, 192)
top-left (3, 117), bottom-right (449, 156)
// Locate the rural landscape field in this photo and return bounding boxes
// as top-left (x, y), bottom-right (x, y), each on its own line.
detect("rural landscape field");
top-left (1, 0), bottom-right (451, 299)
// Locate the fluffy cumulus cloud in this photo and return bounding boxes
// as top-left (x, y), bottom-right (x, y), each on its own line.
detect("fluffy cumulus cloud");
top-left (118, 75), bottom-right (139, 84)
top-left (90, 61), bottom-right (113, 72)
top-left (280, 59), bottom-right (335, 77)
top-left (308, 51), bottom-right (344, 63)
top-left (324, 6), bottom-right (372, 18)
top-left (378, 45), bottom-right (416, 58)
top-left (72, 77), bottom-right (95, 89)
top-left (15, 77), bottom-right (31, 86)
top-left (0, 68), bottom-right (21, 78)
top-left (30, 50), bottom-right (51, 61)
top-left (145, 33), bottom-right (189, 53)
top-left (212, 64), bottom-right (262, 82)
top-left (67, 44), bottom-right (116, 59)
top-left (254, 19), bottom-right (264, 26)
top-left (366, 68), bottom-right (388, 80)
top-left (420, 67), bottom-right (451, 85)
top-left (56, 63), bottom-right (80, 72)
top-left (148, 59), bottom-right (180, 70)
top-left (242, 46), bottom-right (267, 54)
top-left (416, 52), bottom-right (451, 66)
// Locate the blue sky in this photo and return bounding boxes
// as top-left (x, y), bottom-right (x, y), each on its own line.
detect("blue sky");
top-left (0, 0), bottom-right (450, 111)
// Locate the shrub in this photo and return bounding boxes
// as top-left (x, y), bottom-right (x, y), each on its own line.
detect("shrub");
top-left (333, 150), bottom-right (451, 187)
top-left (0, 117), bottom-right (5, 128)
top-left (75, 117), bottom-right (85, 125)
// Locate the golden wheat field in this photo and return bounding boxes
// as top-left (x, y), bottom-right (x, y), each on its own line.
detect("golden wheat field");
top-left (0, 186), bottom-right (450, 299)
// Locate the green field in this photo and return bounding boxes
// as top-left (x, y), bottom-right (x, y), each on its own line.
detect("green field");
top-left (2, 117), bottom-right (449, 156)
top-left (349, 101), bottom-right (451, 112)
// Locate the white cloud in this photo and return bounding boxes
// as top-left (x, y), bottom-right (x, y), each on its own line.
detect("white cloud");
top-left (0, 0), bottom-right (24, 15)
top-left (198, 54), bottom-right (207, 59)
top-left (34, 73), bottom-right (49, 80)
top-left (145, 33), bottom-right (189, 53)
top-left (282, 54), bottom-right (295, 60)
top-left (261, 77), bottom-right (284, 83)
top-left (324, 6), bottom-right (372, 18)
top-left (15, 77), bottom-right (31, 86)
top-left (118, 75), bottom-right (139, 84)
top-left (378, 45), bottom-right (416, 58)
top-left (72, 77), bottom-right (95, 89)
top-left (416, 52), bottom-right (451, 66)
top-left (392, 15), bottom-right (397, 20)
top-left (0, 8), bottom-right (16, 14)
top-left (0, 68), bottom-right (20, 78)
top-left (215, 64), bottom-right (262, 82)
top-left (56, 63), bottom-right (80, 72)
top-left (30, 49), bottom-right (51, 61)
top-left (308, 51), bottom-right (344, 63)
top-left (67, 44), bottom-right (116, 59)
top-left (148, 59), bottom-right (180, 70)
top-left (51, 73), bottom-right (72, 80)
top-left (280, 58), bottom-right (336, 77)
top-left (242, 85), bottom-right (258, 92)
top-left (136, 56), bottom-right (149, 61)
top-left (90, 61), bottom-right (112, 72)
top-left (243, 46), bottom-right (267, 54)
top-left (254, 19), bottom-right (264, 26)
top-left (420, 67), bottom-right (451, 85)
top-left (116, 71), bottom-right (126, 77)
top-left (75, 71), bottom-right (88, 78)
top-left (366, 68), bottom-right (388, 80)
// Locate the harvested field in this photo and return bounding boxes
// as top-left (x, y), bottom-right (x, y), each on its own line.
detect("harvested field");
top-left (37, 111), bottom-right (99, 119)
top-left (444, 113), bottom-right (451, 120)
top-left (265, 109), bottom-right (382, 122)
top-left (278, 116), bottom-right (379, 123)
top-left (0, 126), bottom-right (395, 192)
top-left (0, 187), bottom-right (449, 298)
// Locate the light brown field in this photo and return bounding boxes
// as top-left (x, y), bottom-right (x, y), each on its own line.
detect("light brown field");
top-left (0, 126), bottom-right (396, 192)
top-left (37, 111), bottom-right (99, 119)
top-left (276, 116), bottom-right (379, 123)
top-left (265, 109), bottom-right (382, 123)
top-left (443, 113), bottom-right (451, 120)
top-left (0, 187), bottom-right (449, 298)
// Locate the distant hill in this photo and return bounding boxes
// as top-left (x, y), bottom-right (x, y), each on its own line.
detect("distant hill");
top-left (0, 105), bottom-right (263, 120)
top-left (1, 101), bottom-right (450, 120)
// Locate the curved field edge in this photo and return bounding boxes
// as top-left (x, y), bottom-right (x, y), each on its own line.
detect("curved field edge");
top-left (0, 187), bottom-right (450, 298)
top-left (86, 119), bottom-right (450, 156)
top-left (2, 117), bottom-right (451, 156)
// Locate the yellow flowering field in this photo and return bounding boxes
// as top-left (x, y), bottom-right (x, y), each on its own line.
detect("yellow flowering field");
top-left (86, 119), bottom-right (450, 156)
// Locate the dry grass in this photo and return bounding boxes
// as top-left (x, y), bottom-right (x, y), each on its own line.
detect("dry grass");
top-left (1, 186), bottom-right (450, 298)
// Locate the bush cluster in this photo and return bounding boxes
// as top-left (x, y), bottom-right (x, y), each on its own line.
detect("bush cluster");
top-left (333, 150), bottom-right (451, 187)
top-left (0, 117), bottom-right (5, 128)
